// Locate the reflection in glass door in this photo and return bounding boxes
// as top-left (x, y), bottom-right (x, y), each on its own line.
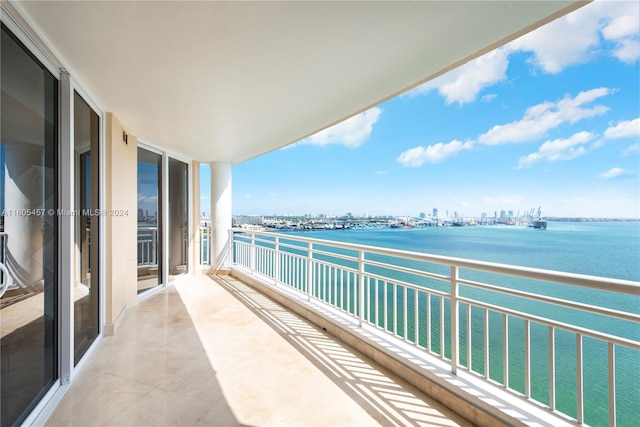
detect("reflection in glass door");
top-left (168, 158), bottom-right (188, 279)
top-left (1, 24), bottom-right (58, 426)
top-left (74, 92), bottom-right (100, 364)
top-left (137, 148), bottom-right (162, 292)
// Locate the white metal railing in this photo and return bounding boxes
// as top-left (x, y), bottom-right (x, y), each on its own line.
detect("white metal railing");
top-left (138, 226), bottom-right (158, 265)
top-left (230, 229), bottom-right (640, 427)
top-left (200, 226), bottom-right (211, 265)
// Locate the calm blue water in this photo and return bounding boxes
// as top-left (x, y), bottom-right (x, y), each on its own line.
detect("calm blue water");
top-left (283, 221), bottom-right (640, 427)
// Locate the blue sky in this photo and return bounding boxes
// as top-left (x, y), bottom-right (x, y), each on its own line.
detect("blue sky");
top-left (207, 0), bottom-right (640, 219)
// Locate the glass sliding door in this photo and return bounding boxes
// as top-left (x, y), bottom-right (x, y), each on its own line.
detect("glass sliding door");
top-left (168, 158), bottom-right (188, 279)
top-left (73, 92), bottom-right (100, 364)
top-left (137, 148), bottom-right (162, 292)
top-left (1, 24), bottom-right (58, 426)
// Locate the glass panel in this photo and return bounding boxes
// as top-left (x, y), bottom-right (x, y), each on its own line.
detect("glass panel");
top-left (168, 158), bottom-right (188, 279)
top-left (73, 92), bottom-right (100, 364)
top-left (137, 148), bottom-right (162, 292)
top-left (1, 24), bottom-right (58, 426)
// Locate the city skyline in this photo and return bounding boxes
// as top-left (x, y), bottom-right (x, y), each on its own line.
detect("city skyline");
top-left (204, 0), bottom-right (640, 219)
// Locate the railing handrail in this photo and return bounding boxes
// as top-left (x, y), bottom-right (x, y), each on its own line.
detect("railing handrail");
top-left (231, 228), bottom-right (640, 296)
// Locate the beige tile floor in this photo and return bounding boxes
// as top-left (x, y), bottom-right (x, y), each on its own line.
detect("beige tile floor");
top-left (46, 275), bottom-right (472, 427)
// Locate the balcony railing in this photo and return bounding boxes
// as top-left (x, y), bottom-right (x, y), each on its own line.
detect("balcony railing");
top-left (138, 226), bottom-right (158, 265)
top-left (200, 226), bottom-right (211, 265)
top-left (230, 229), bottom-right (640, 427)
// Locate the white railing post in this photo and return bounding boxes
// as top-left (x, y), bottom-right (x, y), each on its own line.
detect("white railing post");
top-left (307, 241), bottom-right (313, 300)
top-left (274, 236), bottom-right (280, 287)
top-left (250, 232), bottom-right (256, 273)
top-left (450, 265), bottom-right (459, 375)
top-left (358, 250), bottom-right (365, 327)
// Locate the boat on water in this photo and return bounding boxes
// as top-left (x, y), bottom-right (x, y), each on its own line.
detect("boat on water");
top-left (533, 220), bottom-right (547, 229)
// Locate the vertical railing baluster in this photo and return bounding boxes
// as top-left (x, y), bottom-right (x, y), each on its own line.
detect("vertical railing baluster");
top-left (306, 241), bottom-right (312, 301)
top-left (373, 279), bottom-right (380, 326)
top-left (333, 267), bottom-right (340, 308)
top-left (358, 250), bottom-right (365, 326)
top-left (403, 286), bottom-right (408, 340)
top-left (151, 231), bottom-right (157, 265)
top-left (364, 277), bottom-right (369, 323)
top-left (384, 281), bottom-right (388, 332)
top-left (440, 297), bottom-right (445, 359)
top-left (576, 334), bottom-right (584, 425)
top-left (525, 319), bottom-right (531, 398)
top-left (347, 271), bottom-right (351, 315)
top-left (274, 237), bottom-right (280, 286)
top-left (451, 266), bottom-right (459, 373)
top-left (323, 264), bottom-right (327, 302)
top-left (427, 293), bottom-right (431, 352)
top-left (503, 314), bottom-right (509, 387)
top-left (414, 290), bottom-right (419, 346)
top-left (393, 283), bottom-right (398, 336)
top-left (608, 342), bottom-right (616, 427)
top-left (549, 326), bottom-right (556, 411)
top-left (484, 309), bottom-right (489, 379)
top-left (467, 304), bottom-right (472, 370)
top-left (250, 233), bottom-right (256, 273)
top-left (340, 270), bottom-right (344, 310)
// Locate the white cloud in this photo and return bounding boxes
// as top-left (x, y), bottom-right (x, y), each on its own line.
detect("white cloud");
top-left (478, 88), bottom-right (611, 145)
top-left (611, 38), bottom-right (640, 63)
top-left (481, 94), bottom-right (497, 103)
top-left (407, 48), bottom-right (509, 105)
top-left (374, 170), bottom-right (387, 176)
top-left (404, 1), bottom-right (638, 105)
top-left (604, 117), bottom-right (640, 139)
top-left (301, 107), bottom-right (382, 148)
top-left (598, 167), bottom-right (636, 179)
top-left (621, 143), bottom-right (640, 157)
top-left (396, 140), bottom-right (474, 167)
top-left (518, 131), bottom-right (594, 168)
top-left (508, 0), bottom-right (640, 72)
top-left (137, 194), bottom-right (158, 204)
top-left (601, 3), bottom-right (640, 63)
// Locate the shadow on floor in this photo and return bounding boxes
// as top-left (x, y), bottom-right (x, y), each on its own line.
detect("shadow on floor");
top-left (212, 275), bottom-right (471, 427)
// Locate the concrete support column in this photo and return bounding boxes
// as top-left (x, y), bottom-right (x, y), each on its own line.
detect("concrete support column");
top-left (210, 161), bottom-right (231, 270)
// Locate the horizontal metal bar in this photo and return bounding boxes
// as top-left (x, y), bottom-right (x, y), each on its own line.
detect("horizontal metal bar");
top-left (458, 278), bottom-right (640, 323)
top-left (458, 297), bottom-right (640, 351)
top-left (231, 229), bottom-right (640, 296)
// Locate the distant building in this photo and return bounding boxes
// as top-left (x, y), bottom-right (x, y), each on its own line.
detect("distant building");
top-left (419, 212), bottom-right (425, 219)
top-left (433, 208), bottom-right (438, 217)
top-left (233, 216), bottom-right (264, 226)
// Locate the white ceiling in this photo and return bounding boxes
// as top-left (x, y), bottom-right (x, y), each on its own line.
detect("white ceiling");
top-left (13, 0), bottom-right (585, 164)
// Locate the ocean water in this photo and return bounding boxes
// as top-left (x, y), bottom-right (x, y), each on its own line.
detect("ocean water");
top-left (283, 221), bottom-right (640, 427)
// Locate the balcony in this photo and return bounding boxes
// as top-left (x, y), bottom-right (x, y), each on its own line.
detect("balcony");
top-left (227, 229), bottom-right (639, 427)
top-left (45, 274), bottom-right (471, 427)
top-left (68, 227), bottom-right (639, 426)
